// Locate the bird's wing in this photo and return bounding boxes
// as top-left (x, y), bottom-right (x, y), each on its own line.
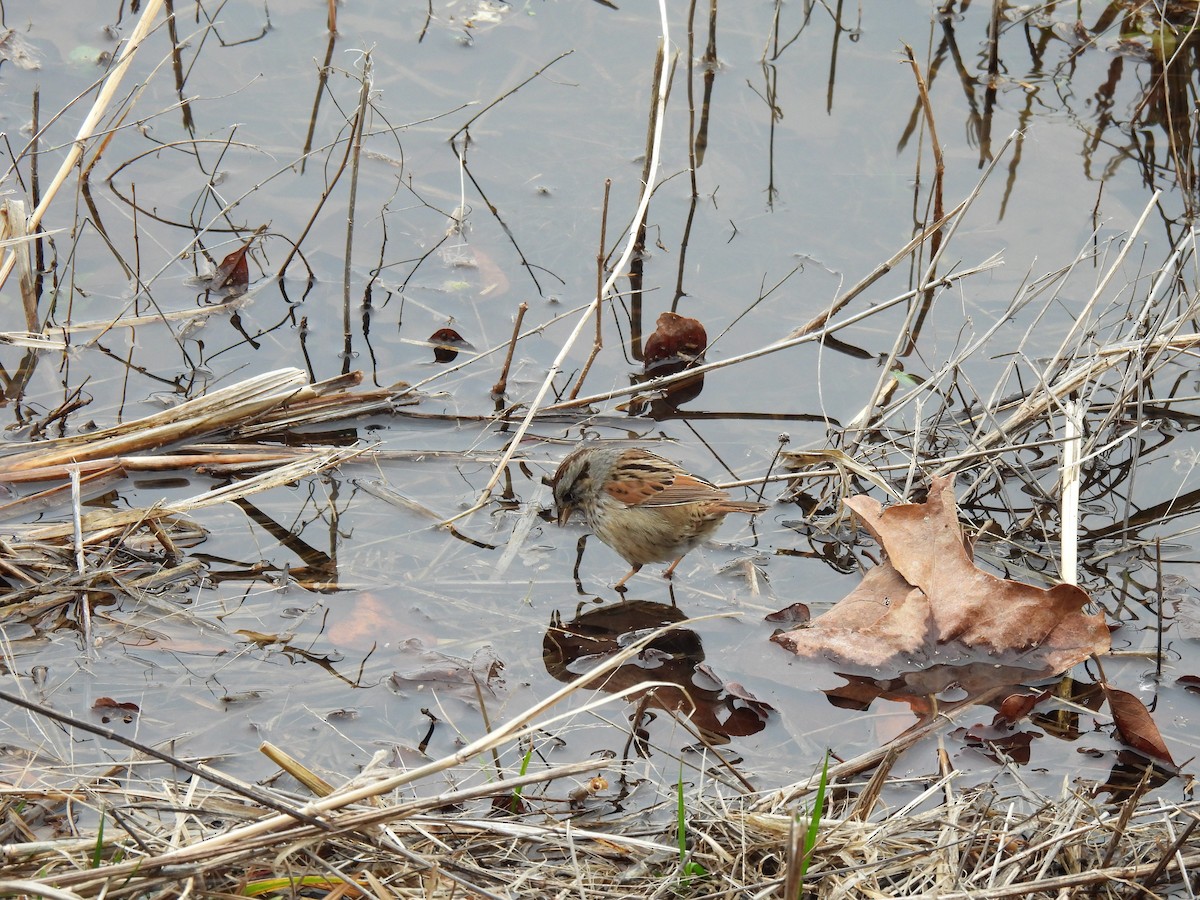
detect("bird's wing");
top-left (604, 469), bottom-right (728, 508)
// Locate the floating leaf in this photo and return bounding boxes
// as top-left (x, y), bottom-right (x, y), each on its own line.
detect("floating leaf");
top-left (0, 30), bottom-right (41, 69)
top-left (995, 689), bottom-right (1051, 725)
top-left (214, 243), bottom-right (251, 289)
top-left (92, 697), bottom-right (138, 724)
top-left (765, 602), bottom-right (810, 626)
top-left (773, 475), bottom-right (1110, 679)
top-left (428, 327), bottom-right (473, 363)
top-left (644, 312), bottom-right (707, 365)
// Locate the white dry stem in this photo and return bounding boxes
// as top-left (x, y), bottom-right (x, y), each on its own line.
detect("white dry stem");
top-left (1060, 400), bottom-right (1082, 585)
top-left (68, 464), bottom-right (92, 657)
top-left (0, 0), bottom-right (167, 292)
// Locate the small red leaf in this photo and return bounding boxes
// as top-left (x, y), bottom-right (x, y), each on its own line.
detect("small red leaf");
top-left (215, 244), bottom-right (250, 288)
top-left (429, 327), bottom-right (471, 363)
top-left (93, 697), bottom-right (140, 713)
top-left (995, 689), bottom-right (1050, 725)
top-left (644, 312), bottom-right (707, 365)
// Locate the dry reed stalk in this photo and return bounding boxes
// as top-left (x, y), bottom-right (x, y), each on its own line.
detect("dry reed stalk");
top-left (4, 446), bottom-right (362, 545)
top-left (442, 0), bottom-right (673, 526)
top-left (1060, 400), bottom-right (1082, 583)
top-left (0, 0), bottom-right (166, 296)
top-left (3, 717), bottom-right (1196, 897)
top-left (491, 301), bottom-right (528, 399)
top-left (0, 368), bottom-right (303, 466)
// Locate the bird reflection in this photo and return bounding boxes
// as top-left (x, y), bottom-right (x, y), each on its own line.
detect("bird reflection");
top-left (543, 598), bottom-right (771, 744)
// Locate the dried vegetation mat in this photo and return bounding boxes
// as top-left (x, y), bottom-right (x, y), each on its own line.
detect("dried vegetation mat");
top-left (1, 670), bottom-right (1198, 899)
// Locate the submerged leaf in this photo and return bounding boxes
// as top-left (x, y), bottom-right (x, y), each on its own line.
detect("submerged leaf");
top-left (1102, 684), bottom-right (1176, 766)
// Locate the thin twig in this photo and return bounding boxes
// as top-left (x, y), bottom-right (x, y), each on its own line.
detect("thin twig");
top-left (570, 179), bottom-right (612, 399)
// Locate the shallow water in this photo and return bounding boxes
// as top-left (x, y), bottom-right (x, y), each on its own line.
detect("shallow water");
top-left (0, 0), bottom-right (1196, 822)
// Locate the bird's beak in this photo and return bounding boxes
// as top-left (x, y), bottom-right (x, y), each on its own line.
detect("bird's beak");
top-left (557, 504), bottom-right (574, 526)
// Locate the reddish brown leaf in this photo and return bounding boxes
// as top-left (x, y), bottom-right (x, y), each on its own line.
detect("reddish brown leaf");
top-left (214, 243), bottom-right (251, 289)
top-left (1102, 684), bottom-right (1176, 766)
top-left (429, 327), bottom-right (472, 363)
top-left (93, 697), bottom-right (139, 713)
top-left (643, 312), bottom-right (707, 365)
top-left (773, 475), bottom-right (1111, 678)
top-left (93, 696), bottom-right (139, 724)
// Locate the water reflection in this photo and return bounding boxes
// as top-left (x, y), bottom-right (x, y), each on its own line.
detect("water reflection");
top-left (543, 598), bottom-right (772, 745)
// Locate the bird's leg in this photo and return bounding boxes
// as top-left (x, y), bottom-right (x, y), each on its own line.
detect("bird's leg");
top-left (613, 564), bottom-right (642, 592)
top-left (662, 556), bottom-right (685, 579)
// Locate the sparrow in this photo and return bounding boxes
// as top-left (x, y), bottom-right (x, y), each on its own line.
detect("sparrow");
top-left (550, 446), bottom-right (767, 590)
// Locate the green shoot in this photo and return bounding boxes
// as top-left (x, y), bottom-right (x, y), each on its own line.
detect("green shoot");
top-left (91, 809), bottom-right (105, 869)
top-left (795, 751), bottom-right (830, 896)
top-left (509, 743), bottom-right (534, 813)
top-left (676, 767), bottom-right (707, 886)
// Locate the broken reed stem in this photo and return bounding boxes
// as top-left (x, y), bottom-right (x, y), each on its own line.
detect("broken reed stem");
top-left (569, 179), bottom-right (612, 400)
top-left (491, 301), bottom-right (527, 398)
top-left (343, 53), bottom-right (373, 375)
top-left (0, 0), bottom-right (166, 294)
top-left (1, 200), bottom-right (37, 331)
top-left (440, 0), bottom-right (672, 527)
top-left (903, 44), bottom-right (944, 255)
top-left (68, 464), bottom-right (92, 657)
top-left (259, 741), bottom-right (336, 797)
top-left (30, 88), bottom-right (43, 314)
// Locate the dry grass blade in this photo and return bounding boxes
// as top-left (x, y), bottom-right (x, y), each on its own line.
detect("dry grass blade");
top-left (0, 368), bottom-right (314, 473)
top-left (0, 0), bottom-right (167, 293)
